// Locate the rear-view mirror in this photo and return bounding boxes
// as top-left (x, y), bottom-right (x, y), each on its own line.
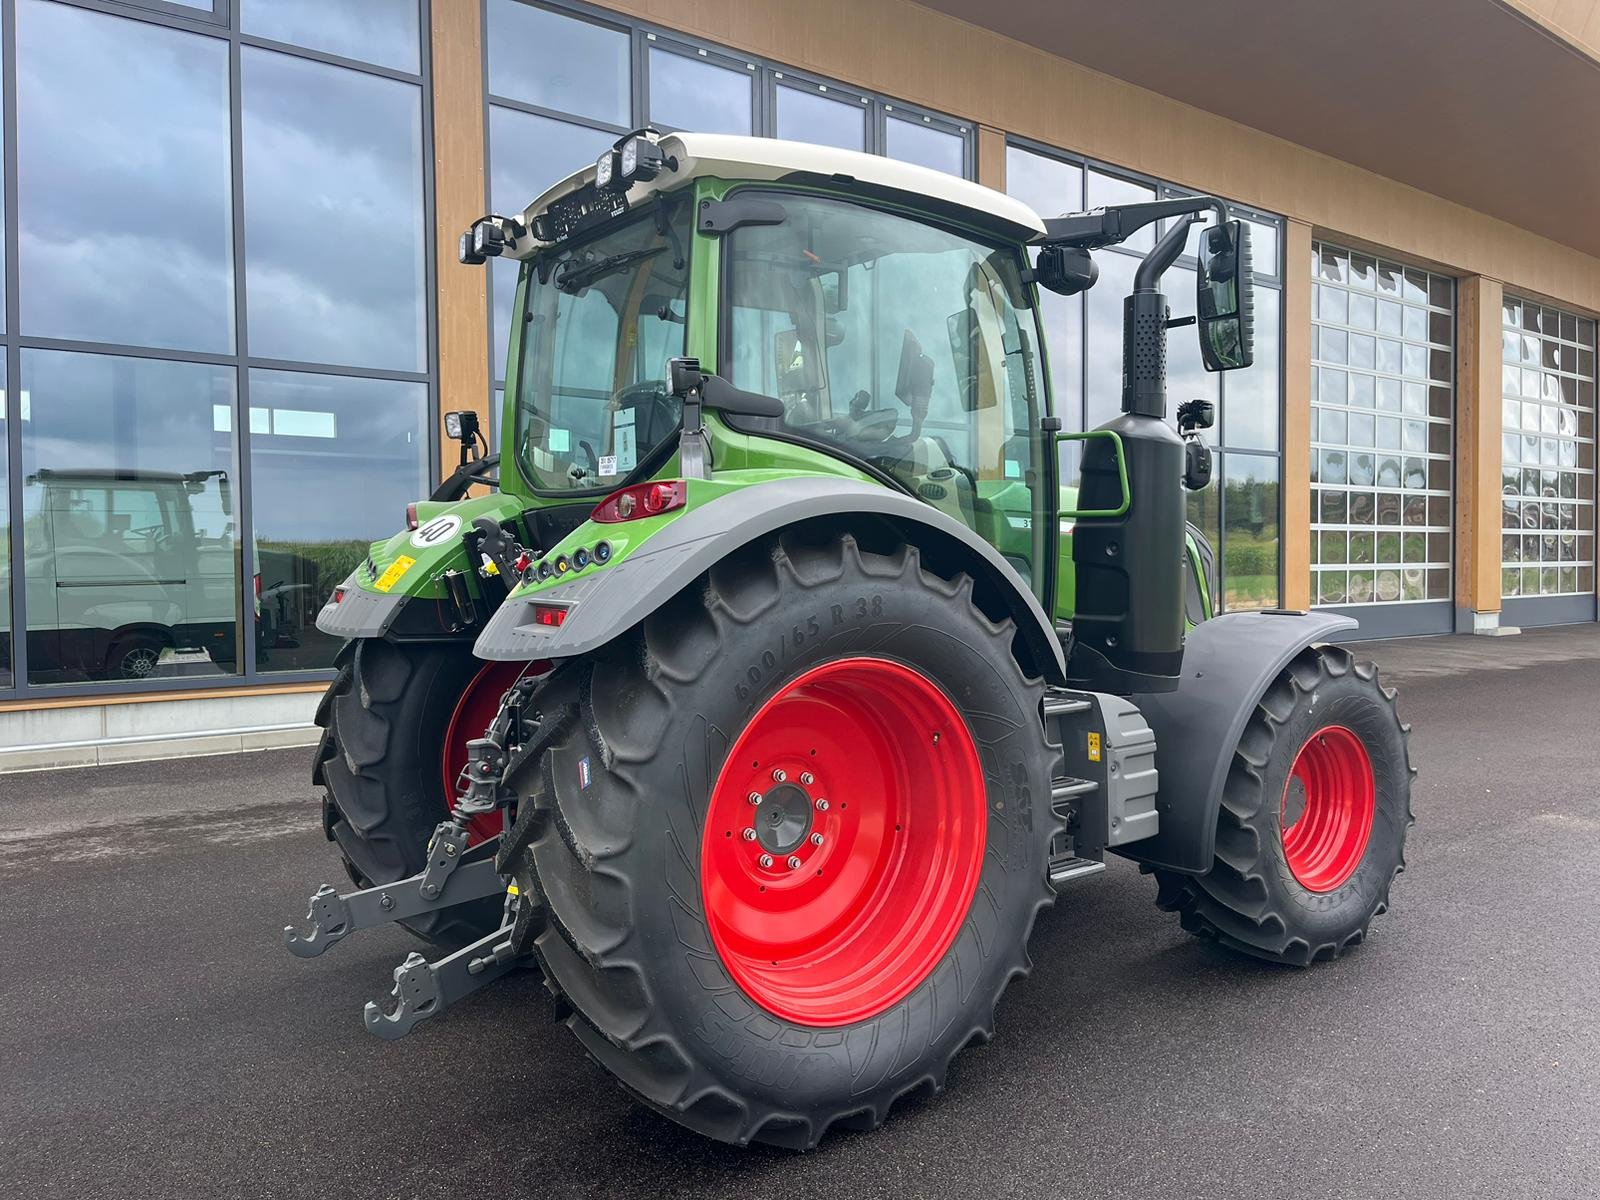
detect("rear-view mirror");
top-left (1196, 219), bottom-right (1255, 371)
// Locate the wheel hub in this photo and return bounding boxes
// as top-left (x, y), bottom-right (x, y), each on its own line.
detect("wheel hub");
top-left (1280, 724), bottom-right (1376, 892)
top-left (753, 783), bottom-right (814, 855)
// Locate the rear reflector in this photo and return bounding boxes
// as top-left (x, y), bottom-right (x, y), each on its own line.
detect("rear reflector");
top-left (591, 479), bottom-right (686, 524)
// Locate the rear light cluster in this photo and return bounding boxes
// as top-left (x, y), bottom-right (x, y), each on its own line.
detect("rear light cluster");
top-left (591, 480), bottom-right (686, 524)
top-left (531, 604), bottom-right (568, 627)
top-left (405, 502), bottom-right (419, 531)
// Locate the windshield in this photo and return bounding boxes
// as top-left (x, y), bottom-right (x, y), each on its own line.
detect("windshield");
top-left (725, 191), bottom-right (1050, 593)
top-left (512, 197), bottom-right (691, 492)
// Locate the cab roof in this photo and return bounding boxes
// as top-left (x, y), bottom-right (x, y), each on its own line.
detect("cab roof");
top-left (515, 132), bottom-right (1048, 252)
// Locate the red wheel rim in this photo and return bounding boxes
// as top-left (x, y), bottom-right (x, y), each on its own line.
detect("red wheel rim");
top-left (1279, 724), bottom-right (1375, 892)
top-left (701, 657), bottom-right (987, 1027)
top-left (442, 660), bottom-right (535, 845)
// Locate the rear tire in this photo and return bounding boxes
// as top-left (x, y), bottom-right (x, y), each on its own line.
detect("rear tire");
top-left (499, 531), bottom-right (1058, 1147)
top-left (1155, 644), bottom-right (1414, 965)
top-left (313, 637), bottom-right (508, 946)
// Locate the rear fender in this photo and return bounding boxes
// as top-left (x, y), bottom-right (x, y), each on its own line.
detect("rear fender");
top-left (473, 475), bottom-right (1066, 681)
top-left (1114, 609), bottom-right (1359, 875)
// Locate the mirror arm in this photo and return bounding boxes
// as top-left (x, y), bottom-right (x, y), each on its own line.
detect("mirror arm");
top-left (1040, 196), bottom-right (1228, 251)
top-left (1134, 212), bottom-right (1196, 292)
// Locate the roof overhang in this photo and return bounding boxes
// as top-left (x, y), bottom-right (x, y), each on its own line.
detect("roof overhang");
top-left (920, 0), bottom-right (1600, 259)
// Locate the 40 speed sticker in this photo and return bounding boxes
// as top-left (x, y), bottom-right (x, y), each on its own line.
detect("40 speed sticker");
top-left (410, 513), bottom-right (463, 548)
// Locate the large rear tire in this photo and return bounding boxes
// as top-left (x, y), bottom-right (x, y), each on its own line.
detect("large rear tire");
top-left (1154, 644), bottom-right (1414, 964)
top-left (313, 637), bottom-right (518, 946)
top-left (499, 531), bottom-right (1058, 1148)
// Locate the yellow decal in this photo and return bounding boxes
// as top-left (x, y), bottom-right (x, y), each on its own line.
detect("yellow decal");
top-left (373, 555), bottom-right (416, 593)
top-left (506, 883), bottom-right (520, 896)
top-left (1087, 732), bottom-right (1102, 763)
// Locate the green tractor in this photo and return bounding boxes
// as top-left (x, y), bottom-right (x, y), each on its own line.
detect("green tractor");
top-left (287, 131), bottom-right (1413, 1148)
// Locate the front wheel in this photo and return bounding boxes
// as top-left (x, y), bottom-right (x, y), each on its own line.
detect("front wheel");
top-left (500, 531), bottom-right (1059, 1148)
top-left (1156, 644), bottom-right (1415, 965)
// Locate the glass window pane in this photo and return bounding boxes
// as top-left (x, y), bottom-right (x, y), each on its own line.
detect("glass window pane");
top-left (1087, 170), bottom-right (1154, 250)
top-left (487, 1), bottom-right (628, 124)
top-left (1085, 251), bottom-right (1137, 430)
top-left (775, 86), bottom-right (866, 152)
top-left (1226, 286), bottom-right (1281, 451)
top-left (242, 47), bottom-right (425, 372)
top-left (1223, 454), bottom-right (1280, 610)
top-left (248, 370), bottom-right (429, 672)
top-left (241, 0), bottom-right (419, 74)
top-left (487, 108), bottom-right (616, 380)
top-left (649, 49), bottom-right (752, 135)
top-left (16, 1), bottom-right (233, 353)
top-left (21, 351), bottom-right (238, 686)
top-left (885, 116), bottom-right (965, 177)
top-left (1005, 145), bottom-right (1082, 220)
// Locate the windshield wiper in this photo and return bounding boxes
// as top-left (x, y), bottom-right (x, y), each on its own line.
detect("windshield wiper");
top-left (553, 246), bottom-right (663, 294)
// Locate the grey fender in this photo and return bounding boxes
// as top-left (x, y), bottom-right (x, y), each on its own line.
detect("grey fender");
top-left (1113, 608), bottom-right (1359, 876)
top-left (472, 475), bottom-right (1066, 680)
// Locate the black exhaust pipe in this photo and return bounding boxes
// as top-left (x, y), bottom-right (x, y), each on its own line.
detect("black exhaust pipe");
top-left (1065, 215), bottom-right (1195, 696)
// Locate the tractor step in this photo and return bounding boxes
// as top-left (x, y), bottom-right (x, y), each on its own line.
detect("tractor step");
top-left (1043, 689), bottom-right (1093, 720)
top-left (283, 835), bottom-right (506, 958)
top-left (364, 909), bottom-right (523, 1041)
top-left (1048, 855), bottom-right (1107, 885)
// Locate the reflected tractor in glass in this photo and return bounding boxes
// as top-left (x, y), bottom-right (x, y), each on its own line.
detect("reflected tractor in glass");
top-left (285, 131), bottom-right (1415, 1148)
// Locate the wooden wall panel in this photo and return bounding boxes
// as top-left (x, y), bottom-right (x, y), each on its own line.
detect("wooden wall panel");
top-left (431, 0), bottom-right (491, 480)
top-left (1282, 220), bottom-right (1314, 610)
top-left (1454, 276), bottom-right (1506, 616)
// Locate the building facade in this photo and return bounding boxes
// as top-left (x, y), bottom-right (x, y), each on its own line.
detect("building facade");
top-left (0, 0), bottom-right (1595, 767)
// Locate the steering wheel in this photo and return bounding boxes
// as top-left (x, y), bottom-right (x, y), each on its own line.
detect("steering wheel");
top-left (614, 379), bottom-right (678, 448)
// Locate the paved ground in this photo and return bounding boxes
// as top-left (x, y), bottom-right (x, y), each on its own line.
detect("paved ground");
top-left (2, 625), bottom-right (1597, 1199)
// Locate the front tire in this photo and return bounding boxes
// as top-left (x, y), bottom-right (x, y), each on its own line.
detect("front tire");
top-left (1155, 644), bottom-right (1415, 964)
top-left (500, 531), bottom-right (1058, 1148)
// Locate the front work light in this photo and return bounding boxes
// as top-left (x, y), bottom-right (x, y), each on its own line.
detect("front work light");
top-left (458, 215), bottom-right (525, 265)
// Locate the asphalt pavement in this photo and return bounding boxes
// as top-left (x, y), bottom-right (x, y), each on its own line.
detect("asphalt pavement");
top-left (2, 625), bottom-right (1597, 1199)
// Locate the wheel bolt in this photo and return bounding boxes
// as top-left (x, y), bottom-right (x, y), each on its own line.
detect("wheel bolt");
top-left (787, 856), bottom-right (802, 870)
top-left (758, 853), bottom-right (774, 868)
top-left (809, 832), bottom-right (824, 846)
top-left (742, 828), bottom-right (757, 842)
top-left (748, 791), bottom-right (762, 805)
top-left (772, 769), bottom-right (787, 783)
top-left (814, 798), bottom-right (829, 812)
top-left (800, 772), bottom-right (814, 785)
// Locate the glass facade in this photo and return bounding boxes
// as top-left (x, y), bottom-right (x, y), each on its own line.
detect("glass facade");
top-left (482, 1), bottom-right (974, 400)
top-left (1, 0), bottom-right (431, 697)
top-left (1501, 297), bottom-right (1596, 599)
top-left (1005, 141), bottom-right (1286, 611)
top-left (1311, 241), bottom-right (1454, 612)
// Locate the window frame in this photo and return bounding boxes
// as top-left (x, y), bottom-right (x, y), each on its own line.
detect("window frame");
top-left (0, 0), bottom-right (437, 702)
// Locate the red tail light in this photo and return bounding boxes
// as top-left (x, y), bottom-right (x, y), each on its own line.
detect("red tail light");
top-left (332, 585), bottom-right (347, 605)
top-left (405, 502), bottom-right (419, 531)
top-left (254, 574), bottom-right (262, 598)
top-left (591, 480), bottom-right (686, 524)
top-left (531, 604), bottom-right (568, 627)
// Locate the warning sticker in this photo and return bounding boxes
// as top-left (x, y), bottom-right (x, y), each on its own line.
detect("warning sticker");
top-left (613, 408), bottom-right (638, 474)
top-left (373, 555), bottom-right (416, 593)
top-left (597, 454), bottom-right (618, 477)
top-left (1086, 731), bottom-right (1102, 763)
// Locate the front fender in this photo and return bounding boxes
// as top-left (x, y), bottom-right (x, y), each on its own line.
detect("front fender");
top-left (473, 475), bottom-right (1066, 680)
top-left (1113, 609), bottom-right (1359, 875)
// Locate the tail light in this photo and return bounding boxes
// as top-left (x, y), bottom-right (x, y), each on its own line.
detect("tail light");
top-left (254, 574), bottom-right (262, 598)
top-left (591, 480), bottom-right (687, 524)
top-left (332, 585), bottom-right (347, 605)
top-left (405, 502), bottom-right (419, 531)
top-left (531, 604), bottom-right (568, 627)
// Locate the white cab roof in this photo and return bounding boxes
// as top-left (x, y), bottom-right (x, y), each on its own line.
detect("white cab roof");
top-left (515, 132), bottom-right (1047, 252)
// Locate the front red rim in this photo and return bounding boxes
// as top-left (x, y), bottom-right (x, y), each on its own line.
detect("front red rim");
top-left (701, 657), bottom-right (987, 1027)
top-left (441, 660), bottom-right (534, 845)
top-left (1279, 724), bottom-right (1375, 892)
